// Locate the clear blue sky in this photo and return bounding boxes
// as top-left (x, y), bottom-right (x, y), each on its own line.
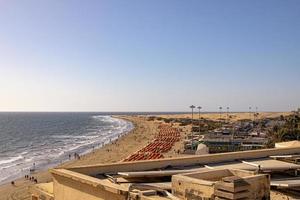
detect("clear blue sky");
top-left (0, 0), bottom-right (299, 112)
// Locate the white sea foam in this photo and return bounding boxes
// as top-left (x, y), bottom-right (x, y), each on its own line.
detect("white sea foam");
top-left (51, 135), bottom-right (99, 139)
top-left (0, 155), bottom-right (23, 165)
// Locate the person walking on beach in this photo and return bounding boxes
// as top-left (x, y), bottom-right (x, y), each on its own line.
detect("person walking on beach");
top-left (74, 152), bottom-right (81, 160)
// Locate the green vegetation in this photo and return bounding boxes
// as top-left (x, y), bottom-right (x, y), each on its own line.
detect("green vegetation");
top-left (147, 116), bottom-right (222, 135)
top-left (267, 111), bottom-right (300, 147)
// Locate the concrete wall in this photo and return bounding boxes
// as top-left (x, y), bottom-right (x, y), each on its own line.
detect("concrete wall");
top-left (65, 146), bottom-right (300, 176)
top-left (242, 174), bottom-right (270, 199)
top-left (29, 184), bottom-right (54, 200)
top-left (172, 169), bottom-right (270, 200)
top-left (49, 147), bottom-right (294, 200)
top-left (172, 174), bottom-right (215, 199)
top-left (52, 174), bottom-right (127, 200)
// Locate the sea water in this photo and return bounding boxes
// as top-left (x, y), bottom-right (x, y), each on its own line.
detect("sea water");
top-left (0, 112), bottom-right (133, 184)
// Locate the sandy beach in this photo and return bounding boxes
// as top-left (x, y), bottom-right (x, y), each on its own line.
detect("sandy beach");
top-left (0, 112), bottom-right (293, 200)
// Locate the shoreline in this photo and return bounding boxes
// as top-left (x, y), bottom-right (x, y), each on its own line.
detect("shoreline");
top-left (0, 115), bottom-right (133, 185)
top-left (0, 115), bottom-right (158, 200)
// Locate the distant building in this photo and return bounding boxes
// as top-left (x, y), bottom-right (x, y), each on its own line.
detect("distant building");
top-left (173, 169), bottom-right (269, 200)
top-left (202, 134), bottom-right (268, 153)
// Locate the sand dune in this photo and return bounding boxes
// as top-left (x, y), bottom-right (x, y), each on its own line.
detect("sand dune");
top-left (158, 112), bottom-right (290, 122)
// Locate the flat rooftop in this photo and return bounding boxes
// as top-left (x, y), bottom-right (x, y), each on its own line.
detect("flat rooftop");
top-left (45, 145), bottom-right (300, 200)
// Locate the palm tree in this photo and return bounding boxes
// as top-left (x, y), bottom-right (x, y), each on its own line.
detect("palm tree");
top-left (190, 105), bottom-right (195, 149)
top-left (249, 106), bottom-right (252, 119)
top-left (255, 107), bottom-right (258, 121)
top-left (226, 107), bottom-right (230, 123)
top-left (197, 106), bottom-right (202, 134)
top-left (190, 105), bottom-right (195, 122)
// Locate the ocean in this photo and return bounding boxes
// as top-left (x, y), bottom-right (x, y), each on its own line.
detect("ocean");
top-left (0, 112), bottom-right (133, 184)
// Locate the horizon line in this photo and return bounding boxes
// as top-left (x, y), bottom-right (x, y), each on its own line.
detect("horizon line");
top-left (0, 110), bottom-right (292, 113)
